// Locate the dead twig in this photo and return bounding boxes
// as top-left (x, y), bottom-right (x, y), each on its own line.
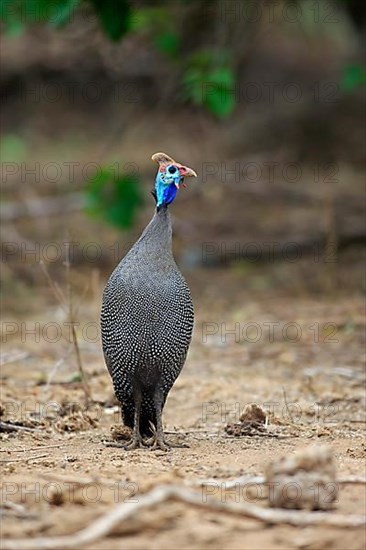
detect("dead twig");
top-left (0, 501), bottom-right (38, 520)
top-left (198, 475), bottom-right (366, 488)
top-left (43, 348), bottom-right (74, 395)
top-left (282, 386), bottom-right (294, 424)
top-left (39, 245), bottom-right (92, 403)
top-left (0, 454), bottom-right (49, 464)
top-left (0, 422), bottom-right (42, 434)
top-left (0, 351), bottom-right (30, 367)
top-left (64, 241), bottom-right (91, 402)
top-left (0, 443), bottom-right (69, 453)
top-left (1, 484), bottom-right (365, 550)
top-left (39, 473), bottom-right (110, 487)
top-left (39, 261), bottom-right (67, 312)
top-left (337, 476), bottom-right (366, 485)
top-left (198, 475), bottom-right (265, 488)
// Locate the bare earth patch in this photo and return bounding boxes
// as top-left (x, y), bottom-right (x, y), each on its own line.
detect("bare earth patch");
top-left (1, 270), bottom-right (365, 549)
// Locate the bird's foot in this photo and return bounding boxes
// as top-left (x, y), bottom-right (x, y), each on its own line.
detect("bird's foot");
top-left (150, 436), bottom-right (171, 452)
top-left (104, 434), bottom-right (146, 450)
top-left (104, 441), bottom-right (126, 449)
top-left (123, 434), bottom-right (146, 450)
top-left (145, 433), bottom-right (189, 451)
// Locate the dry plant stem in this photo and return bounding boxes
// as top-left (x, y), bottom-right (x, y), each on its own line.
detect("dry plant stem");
top-left (324, 178), bottom-right (338, 292)
top-left (0, 454), bottom-right (48, 464)
top-left (0, 444), bottom-right (70, 453)
top-left (199, 475), bottom-right (366, 488)
top-left (39, 261), bottom-right (67, 311)
top-left (39, 473), bottom-right (114, 487)
top-left (38, 472), bottom-right (366, 488)
top-left (64, 242), bottom-right (91, 402)
top-left (2, 484), bottom-right (365, 550)
top-left (282, 386), bottom-right (294, 423)
top-left (0, 351), bottom-right (29, 367)
top-left (40, 247), bottom-right (91, 403)
top-left (0, 422), bottom-right (42, 434)
top-left (1, 501), bottom-right (38, 520)
top-left (44, 348), bottom-right (74, 394)
top-left (337, 476), bottom-right (366, 485)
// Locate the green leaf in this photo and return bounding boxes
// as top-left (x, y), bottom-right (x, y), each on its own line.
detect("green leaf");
top-left (84, 164), bottom-right (143, 229)
top-left (204, 86), bottom-right (235, 118)
top-left (0, 0), bottom-right (80, 31)
top-left (153, 30), bottom-right (180, 57)
top-left (128, 7), bottom-right (168, 32)
top-left (0, 0), bottom-right (24, 35)
top-left (90, 0), bottom-right (130, 41)
top-left (341, 64), bottom-right (366, 92)
top-left (183, 59), bottom-right (236, 118)
top-left (0, 134), bottom-right (27, 162)
top-left (49, 0), bottom-right (81, 26)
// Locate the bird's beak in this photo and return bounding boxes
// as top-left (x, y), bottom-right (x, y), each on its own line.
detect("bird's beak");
top-left (178, 165), bottom-right (198, 178)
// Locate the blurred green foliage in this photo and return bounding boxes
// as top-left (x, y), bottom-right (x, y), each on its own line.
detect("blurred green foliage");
top-left (84, 165), bottom-right (143, 229)
top-left (91, 0), bottom-right (130, 41)
top-left (0, 0), bottom-right (234, 117)
top-left (341, 64), bottom-right (366, 92)
top-left (0, 134), bottom-right (27, 162)
top-left (129, 6), bottom-right (180, 58)
top-left (0, 0), bottom-right (81, 34)
top-left (2, 0), bottom-right (364, 118)
top-left (1, 0), bottom-right (364, 230)
top-left (183, 51), bottom-right (235, 118)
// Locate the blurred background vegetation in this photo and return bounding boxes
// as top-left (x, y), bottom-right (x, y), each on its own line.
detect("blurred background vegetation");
top-left (1, 0), bottom-right (365, 317)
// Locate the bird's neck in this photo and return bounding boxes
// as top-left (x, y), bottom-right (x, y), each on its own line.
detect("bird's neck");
top-left (138, 206), bottom-right (172, 256)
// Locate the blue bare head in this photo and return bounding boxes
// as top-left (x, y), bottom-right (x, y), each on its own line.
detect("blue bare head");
top-left (152, 152), bottom-right (197, 209)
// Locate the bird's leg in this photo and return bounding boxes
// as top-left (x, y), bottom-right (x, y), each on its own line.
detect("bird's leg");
top-left (150, 394), bottom-right (169, 451)
top-left (148, 389), bottom-right (183, 451)
top-left (124, 391), bottom-right (144, 450)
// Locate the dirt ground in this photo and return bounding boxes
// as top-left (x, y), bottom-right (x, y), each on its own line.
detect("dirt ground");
top-left (1, 261), bottom-right (365, 550)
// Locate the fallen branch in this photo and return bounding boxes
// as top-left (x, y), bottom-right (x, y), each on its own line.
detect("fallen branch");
top-left (198, 474), bottom-right (366, 488)
top-left (337, 475), bottom-right (366, 485)
top-left (0, 501), bottom-right (38, 520)
top-left (198, 475), bottom-right (265, 488)
top-left (0, 351), bottom-right (30, 367)
top-left (0, 454), bottom-right (49, 464)
top-left (39, 473), bottom-right (112, 487)
top-left (0, 422), bottom-right (42, 434)
top-left (0, 443), bottom-right (69, 453)
top-left (40, 251), bottom-right (92, 403)
top-left (1, 484), bottom-right (365, 550)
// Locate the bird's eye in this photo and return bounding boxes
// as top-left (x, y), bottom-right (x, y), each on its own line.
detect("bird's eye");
top-left (168, 165), bottom-right (177, 174)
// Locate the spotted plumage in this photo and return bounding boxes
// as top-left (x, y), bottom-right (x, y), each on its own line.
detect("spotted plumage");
top-left (101, 152), bottom-right (197, 450)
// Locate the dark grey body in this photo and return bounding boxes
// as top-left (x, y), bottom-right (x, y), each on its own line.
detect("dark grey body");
top-left (101, 207), bottom-right (194, 437)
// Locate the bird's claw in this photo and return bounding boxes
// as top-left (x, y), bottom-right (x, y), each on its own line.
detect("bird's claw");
top-left (123, 435), bottom-right (147, 450)
top-left (145, 434), bottom-right (189, 451)
top-left (151, 438), bottom-right (171, 452)
top-left (104, 435), bottom-right (147, 450)
top-left (103, 441), bottom-right (126, 449)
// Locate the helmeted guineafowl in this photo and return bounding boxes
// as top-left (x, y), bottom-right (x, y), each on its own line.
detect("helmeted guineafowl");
top-left (101, 152), bottom-right (197, 450)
